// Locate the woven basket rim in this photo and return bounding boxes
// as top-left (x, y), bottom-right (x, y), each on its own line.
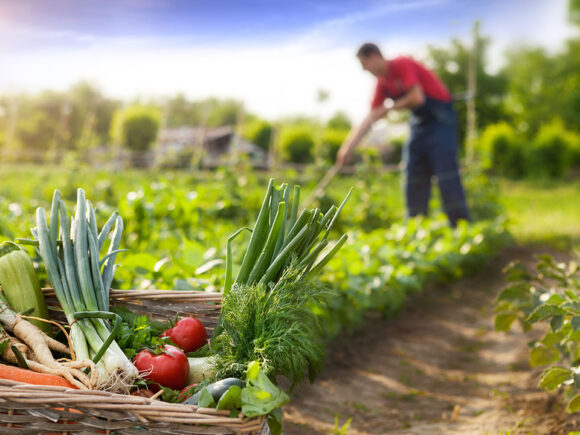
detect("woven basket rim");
top-left (42, 287), bottom-right (224, 300)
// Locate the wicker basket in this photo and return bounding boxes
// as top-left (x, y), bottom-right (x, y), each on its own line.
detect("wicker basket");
top-left (0, 289), bottom-right (269, 434)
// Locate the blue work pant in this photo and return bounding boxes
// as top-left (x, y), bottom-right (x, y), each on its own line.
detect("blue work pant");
top-left (403, 98), bottom-right (470, 227)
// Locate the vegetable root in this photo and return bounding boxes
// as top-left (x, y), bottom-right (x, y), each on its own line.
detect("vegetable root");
top-left (1, 329), bottom-right (29, 362)
top-left (1, 299), bottom-right (96, 389)
top-left (10, 317), bottom-right (96, 389)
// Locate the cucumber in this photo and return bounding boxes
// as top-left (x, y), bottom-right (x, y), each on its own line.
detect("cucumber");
top-left (0, 242), bottom-right (50, 334)
top-left (183, 377), bottom-right (244, 405)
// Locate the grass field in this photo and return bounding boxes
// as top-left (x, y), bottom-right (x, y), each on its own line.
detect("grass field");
top-left (499, 179), bottom-right (580, 252)
top-left (1, 164), bottom-right (577, 252)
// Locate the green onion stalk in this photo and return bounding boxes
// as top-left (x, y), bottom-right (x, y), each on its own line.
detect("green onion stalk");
top-left (32, 189), bottom-right (137, 392)
top-left (216, 178), bottom-right (351, 335)
top-left (225, 179), bottom-right (350, 293)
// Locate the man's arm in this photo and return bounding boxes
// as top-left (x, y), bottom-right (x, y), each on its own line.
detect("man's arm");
top-left (336, 105), bottom-right (389, 166)
top-left (336, 85), bottom-right (424, 166)
top-left (391, 84), bottom-right (425, 110)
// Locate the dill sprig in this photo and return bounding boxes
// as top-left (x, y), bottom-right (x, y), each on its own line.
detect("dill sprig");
top-left (211, 267), bottom-right (330, 389)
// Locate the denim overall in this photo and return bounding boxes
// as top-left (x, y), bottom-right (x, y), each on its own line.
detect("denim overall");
top-left (403, 97), bottom-right (470, 226)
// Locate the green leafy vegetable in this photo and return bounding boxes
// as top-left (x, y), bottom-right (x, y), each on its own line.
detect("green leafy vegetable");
top-left (216, 385), bottom-right (242, 417)
top-left (211, 268), bottom-right (329, 387)
top-left (197, 387), bottom-right (217, 408)
top-left (0, 334), bottom-right (10, 356)
top-left (241, 361), bottom-right (289, 418)
top-left (267, 408), bottom-right (283, 435)
top-left (159, 385), bottom-right (182, 403)
top-left (113, 306), bottom-right (172, 358)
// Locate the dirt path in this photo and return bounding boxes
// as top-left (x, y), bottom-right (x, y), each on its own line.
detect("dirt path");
top-left (283, 245), bottom-right (580, 434)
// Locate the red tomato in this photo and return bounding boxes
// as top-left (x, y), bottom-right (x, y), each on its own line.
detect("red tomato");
top-left (161, 317), bottom-right (208, 353)
top-left (178, 383), bottom-right (198, 402)
top-left (133, 344), bottom-right (189, 391)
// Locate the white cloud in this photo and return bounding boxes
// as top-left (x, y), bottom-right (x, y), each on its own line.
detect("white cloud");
top-left (0, 0), bottom-right (575, 125)
top-left (0, 34), bottom-right (376, 123)
top-left (483, 0), bottom-right (577, 72)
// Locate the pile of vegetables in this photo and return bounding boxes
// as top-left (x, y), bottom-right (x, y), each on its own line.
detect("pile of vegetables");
top-left (0, 179), bottom-right (350, 435)
top-left (168, 179), bottom-right (351, 432)
top-left (202, 180), bottom-right (349, 382)
top-left (0, 241), bottom-right (95, 389)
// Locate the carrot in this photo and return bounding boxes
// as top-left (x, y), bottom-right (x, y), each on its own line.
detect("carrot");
top-left (0, 363), bottom-right (78, 389)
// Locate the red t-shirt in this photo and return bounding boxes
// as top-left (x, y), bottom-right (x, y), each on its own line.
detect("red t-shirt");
top-left (371, 56), bottom-right (451, 109)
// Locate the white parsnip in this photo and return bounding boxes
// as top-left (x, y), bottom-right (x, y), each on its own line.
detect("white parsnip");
top-left (0, 294), bottom-right (95, 389)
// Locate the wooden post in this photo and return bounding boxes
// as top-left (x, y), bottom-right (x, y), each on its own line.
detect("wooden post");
top-left (4, 96), bottom-right (19, 155)
top-left (231, 105), bottom-right (245, 166)
top-left (466, 20), bottom-right (479, 163)
top-left (267, 123), bottom-right (280, 171)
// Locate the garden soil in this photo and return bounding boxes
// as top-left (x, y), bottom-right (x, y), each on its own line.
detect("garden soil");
top-left (283, 245), bottom-right (580, 434)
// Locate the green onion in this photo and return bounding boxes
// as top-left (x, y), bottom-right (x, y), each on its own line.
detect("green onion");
top-left (235, 179), bottom-right (274, 284)
top-left (34, 188), bottom-right (137, 392)
top-left (227, 178), bottom-right (350, 290)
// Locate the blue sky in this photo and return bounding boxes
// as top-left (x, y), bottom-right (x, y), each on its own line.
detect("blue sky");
top-left (0, 0), bottom-right (576, 122)
top-left (1, 0), bottom-right (553, 51)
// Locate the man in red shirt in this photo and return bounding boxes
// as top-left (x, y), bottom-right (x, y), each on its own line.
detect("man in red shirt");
top-left (337, 42), bottom-right (470, 226)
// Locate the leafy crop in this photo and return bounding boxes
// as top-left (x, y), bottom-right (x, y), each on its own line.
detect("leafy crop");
top-left (0, 165), bottom-right (508, 344)
top-left (495, 255), bottom-right (580, 412)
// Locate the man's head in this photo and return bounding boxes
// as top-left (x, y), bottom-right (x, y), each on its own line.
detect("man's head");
top-left (356, 42), bottom-right (386, 77)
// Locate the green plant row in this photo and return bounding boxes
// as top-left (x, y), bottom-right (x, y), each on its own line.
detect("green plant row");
top-left (318, 215), bottom-right (510, 338)
top-left (495, 255), bottom-right (580, 412)
top-left (0, 167), bottom-right (510, 345)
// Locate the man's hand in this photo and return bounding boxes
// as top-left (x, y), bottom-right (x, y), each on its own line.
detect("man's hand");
top-left (335, 106), bottom-right (389, 167)
top-left (336, 142), bottom-right (354, 166)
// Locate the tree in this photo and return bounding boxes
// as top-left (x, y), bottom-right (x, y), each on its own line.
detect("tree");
top-left (164, 96), bottom-right (244, 128)
top-left (502, 42), bottom-right (580, 134)
top-left (327, 111), bottom-right (352, 130)
top-left (16, 110), bottom-right (56, 161)
top-left (11, 93), bottom-right (64, 159)
top-left (427, 34), bottom-right (508, 148)
top-left (165, 93), bottom-right (201, 127)
top-left (68, 81), bottom-right (120, 150)
top-left (501, 1), bottom-right (580, 134)
top-left (570, 0), bottom-right (580, 25)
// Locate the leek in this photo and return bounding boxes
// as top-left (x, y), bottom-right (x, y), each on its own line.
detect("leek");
top-left (33, 189), bottom-right (137, 392)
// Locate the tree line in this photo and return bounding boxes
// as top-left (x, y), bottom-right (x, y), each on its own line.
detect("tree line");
top-left (1, 0), bottom-right (579, 174)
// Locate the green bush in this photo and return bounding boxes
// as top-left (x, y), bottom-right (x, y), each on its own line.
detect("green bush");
top-left (320, 128), bottom-right (348, 162)
top-left (526, 120), bottom-right (573, 179)
top-left (567, 130), bottom-right (580, 166)
top-left (243, 120), bottom-right (272, 152)
top-left (477, 122), bottom-right (524, 178)
top-left (326, 112), bottom-right (352, 130)
top-left (110, 105), bottom-right (160, 152)
top-left (279, 125), bottom-right (315, 163)
top-left (383, 136), bottom-right (406, 164)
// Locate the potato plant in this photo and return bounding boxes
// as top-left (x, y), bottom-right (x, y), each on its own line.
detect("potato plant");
top-left (495, 255), bottom-right (580, 412)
